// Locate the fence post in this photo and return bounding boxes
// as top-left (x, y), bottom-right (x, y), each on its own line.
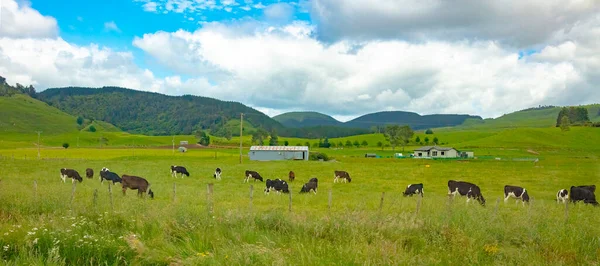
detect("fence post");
top-left (207, 183), bottom-right (214, 214)
top-left (379, 192), bottom-right (385, 212)
top-left (249, 185), bottom-right (253, 213)
top-left (172, 183), bottom-right (176, 203)
top-left (415, 194), bottom-right (422, 215)
top-left (494, 198), bottom-right (500, 216)
top-left (288, 192), bottom-right (292, 212)
top-left (70, 182), bottom-right (77, 210)
top-left (328, 189), bottom-right (332, 211)
top-left (33, 180), bottom-right (37, 199)
top-left (564, 201), bottom-right (569, 222)
top-left (108, 183), bottom-right (114, 212)
top-left (93, 189), bottom-right (98, 208)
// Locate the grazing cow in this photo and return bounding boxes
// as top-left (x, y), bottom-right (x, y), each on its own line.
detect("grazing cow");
top-left (556, 189), bottom-right (569, 203)
top-left (447, 180), bottom-right (486, 206)
top-left (576, 185), bottom-right (596, 193)
top-left (170, 166), bottom-right (189, 178)
top-left (85, 168), bottom-right (94, 179)
top-left (300, 178), bottom-right (318, 194)
top-left (121, 174), bottom-right (154, 198)
top-left (403, 183), bottom-right (424, 197)
top-left (334, 170), bottom-right (351, 183)
top-left (264, 179), bottom-right (289, 194)
top-left (244, 170), bottom-right (264, 182)
top-left (504, 185), bottom-right (530, 205)
top-left (60, 168), bottom-right (83, 183)
top-left (570, 186), bottom-right (599, 206)
top-left (213, 168), bottom-right (222, 180)
top-left (289, 171), bottom-right (295, 182)
top-left (100, 167), bottom-right (122, 184)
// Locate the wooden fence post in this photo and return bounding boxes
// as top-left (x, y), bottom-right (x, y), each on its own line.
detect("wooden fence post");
top-left (378, 192), bottom-right (385, 212)
top-left (415, 194), bottom-right (422, 215)
top-left (494, 198), bottom-right (500, 216)
top-left (70, 181), bottom-right (77, 210)
top-left (288, 192), bottom-right (292, 212)
top-left (172, 183), bottom-right (176, 203)
top-left (207, 183), bottom-right (214, 214)
top-left (108, 183), bottom-right (114, 212)
top-left (249, 185), bottom-right (253, 212)
top-left (328, 189), bottom-right (332, 211)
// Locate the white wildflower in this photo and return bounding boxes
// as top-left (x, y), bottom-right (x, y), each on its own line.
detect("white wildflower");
top-left (27, 231), bottom-right (35, 236)
top-left (32, 227), bottom-right (38, 231)
top-left (33, 238), bottom-right (39, 245)
top-left (3, 233), bottom-right (8, 236)
top-left (3, 245), bottom-right (8, 251)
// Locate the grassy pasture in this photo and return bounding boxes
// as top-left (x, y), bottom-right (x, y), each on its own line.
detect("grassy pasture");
top-left (0, 145), bottom-right (599, 265)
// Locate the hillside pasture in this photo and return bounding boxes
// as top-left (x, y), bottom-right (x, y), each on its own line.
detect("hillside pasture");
top-left (0, 146), bottom-right (599, 265)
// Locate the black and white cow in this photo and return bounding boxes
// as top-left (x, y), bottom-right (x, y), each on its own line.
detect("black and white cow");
top-left (448, 180), bottom-right (486, 206)
top-left (403, 183), bottom-right (424, 197)
top-left (244, 170), bottom-right (264, 182)
top-left (170, 166), bottom-right (189, 178)
top-left (556, 189), bottom-right (569, 203)
top-left (264, 179), bottom-right (289, 194)
top-left (85, 168), bottom-right (94, 179)
top-left (60, 168), bottom-right (83, 183)
top-left (213, 168), bottom-right (222, 180)
top-left (504, 185), bottom-right (530, 205)
top-left (300, 178), bottom-right (318, 194)
top-left (334, 170), bottom-right (351, 183)
top-left (100, 167), bottom-right (122, 184)
top-left (570, 186), bottom-right (599, 206)
top-left (121, 174), bottom-right (154, 198)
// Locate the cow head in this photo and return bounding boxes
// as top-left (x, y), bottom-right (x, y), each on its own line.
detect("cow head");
top-left (478, 195), bottom-right (486, 206)
top-left (148, 189), bottom-right (154, 199)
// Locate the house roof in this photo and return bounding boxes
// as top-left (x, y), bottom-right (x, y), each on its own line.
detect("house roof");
top-left (414, 146), bottom-right (456, 152)
top-left (250, 146), bottom-right (309, 151)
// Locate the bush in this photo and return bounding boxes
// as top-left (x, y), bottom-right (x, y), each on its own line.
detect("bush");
top-left (89, 125), bottom-right (97, 132)
top-left (309, 152), bottom-right (330, 161)
top-left (425, 129), bottom-right (433, 134)
top-left (62, 143), bottom-right (69, 149)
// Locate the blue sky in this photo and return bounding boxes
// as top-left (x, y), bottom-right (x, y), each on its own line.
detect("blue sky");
top-left (1, 0), bottom-right (599, 120)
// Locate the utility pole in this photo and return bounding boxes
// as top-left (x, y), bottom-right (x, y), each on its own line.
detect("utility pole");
top-left (239, 113), bottom-right (244, 164)
top-left (36, 131), bottom-right (42, 159)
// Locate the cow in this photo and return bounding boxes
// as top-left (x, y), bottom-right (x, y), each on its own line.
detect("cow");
top-left (576, 185), bottom-right (596, 193)
top-left (289, 171), bottom-right (295, 182)
top-left (264, 179), bottom-right (289, 194)
top-left (214, 168), bottom-right (222, 180)
top-left (570, 186), bottom-right (599, 206)
top-left (556, 189), bottom-right (569, 203)
top-left (121, 174), bottom-right (154, 198)
top-left (60, 168), bottom-right (83, 183)
top-left (334, 170), bottom-right (351, 183)
top-left (170, 166), bottom-right (189, 178)
top-left (447, 180), bottom-right (486, 206)
top-left (300, 178), bottom-right (318, 194)
top-left (504, 185), bottom-right (530, 205)
top-left (85, 168), bottom-right (94, 179)
top-left (403, 183), bottom-right (424, 197)
top-left (244, 170), bottom-right (264, 182)
top-left (100, 167), bottom-right (122, 184)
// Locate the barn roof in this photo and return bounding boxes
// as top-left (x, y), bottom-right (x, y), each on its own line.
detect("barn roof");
top-left (414, 146), bottom-right (456, 151)
top-left (250, 146), bottom-right (309, 151)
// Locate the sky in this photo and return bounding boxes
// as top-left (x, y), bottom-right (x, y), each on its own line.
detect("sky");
top-left (1, 0), bottom-right (599, 121)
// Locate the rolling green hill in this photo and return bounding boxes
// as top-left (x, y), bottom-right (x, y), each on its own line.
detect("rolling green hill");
top-left (37, 87), bottom-right (284, 136)
top-left (273, 111), bottom-right (342, 128)
top-left (345, 111), bottom-right (482, 130)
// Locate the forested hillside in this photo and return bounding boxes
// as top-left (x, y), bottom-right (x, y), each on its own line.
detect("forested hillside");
top-left (345, 111), bottom-right (482, 130)
top-left (37, 87), bottom-right (284, 136)
top-left (273, 112), bottom-right (342, 128)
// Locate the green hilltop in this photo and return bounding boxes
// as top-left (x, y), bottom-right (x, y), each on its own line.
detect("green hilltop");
top-left (273, 111), bottom-right (342, 128)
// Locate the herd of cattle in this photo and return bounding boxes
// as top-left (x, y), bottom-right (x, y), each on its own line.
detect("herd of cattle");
top-left (59, 166), bottom-right (598, 206)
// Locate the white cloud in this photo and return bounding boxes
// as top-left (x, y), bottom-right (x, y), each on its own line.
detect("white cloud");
top-left (240, 5), bottom-right (251, 11)
top-left (310, 0), bottom-right (600, 47)
top-left (0, 0), bottom-right (58, 38)
top-left (253, 2), bottom-right (266, 9)
top-left (263, 3), bottom-right (294, 23)
top-left (142, 2), bottom-right (159, 12)
top-left (104, 21), bottom-right (121, 33)
top-left (131, 21), bottom-right (600, 118)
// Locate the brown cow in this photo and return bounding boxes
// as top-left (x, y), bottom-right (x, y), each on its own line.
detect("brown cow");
top-left (289, 171), bottom-right (295, 182)
top-left (85, 168), bottom-right (94, 179)
top-left (121, 174), bottom-right (154, 198)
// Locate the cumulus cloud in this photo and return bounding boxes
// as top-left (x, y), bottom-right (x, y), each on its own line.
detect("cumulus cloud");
top-left (131, 21), bottom-right (600, 118)
top-left (142, 2), bottom-right (159, 12)
top-left (310, 0), bottom-right (600, 47)
top-left (104, 21), bottom-right (121, 33)
top-left (263, 3), bottom-right (294, 23)
top-left (0, 0), bottom-right (58, 38)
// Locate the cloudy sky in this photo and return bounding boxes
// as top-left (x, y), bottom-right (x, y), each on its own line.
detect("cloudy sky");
top-left (1, 0), bottom-right (599, 121)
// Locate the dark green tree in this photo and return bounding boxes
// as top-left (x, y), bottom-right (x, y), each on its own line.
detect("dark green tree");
top-left (252, 128), bottom-right (269, 145)
top-left (195, 130), bottom-right (211, 146)
top-left (268, 129), bottom-right (279, 146)
top-left (89, 125), bottom-right (97, 132)
top-left (425, 129), bottom-right (433, 134)
top-left (345, 140), bottom-right (353, 148)
top-left (433, 137), bottom-right (439, 145)
top-left (384, 125), bottom-right (414, 151)
top-left (284, 140), bottom-right (289, 146)
top-left (76, 116), bottom-right (84, 126)
top-left (62, 143), bottom-right (69, 149)
top-left (361, 140), bottom-right (368, 147)
top-left (353, 140), bottom-right (360, 148)
top-left (377, 141), bottom-right (383, 150)
top-left (560, 115), bottom-right (570, 131)
top-left (415, 136), bottom-right (421, 143)
top-left (424, 137), bottom-right (429, 145)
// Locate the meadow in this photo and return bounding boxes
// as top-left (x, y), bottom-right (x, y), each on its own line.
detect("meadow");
top-left (0, 135), bottom-right (599, 265)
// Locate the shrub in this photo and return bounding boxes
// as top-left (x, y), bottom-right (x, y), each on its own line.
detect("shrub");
top-left (89, 125), bottom-right (97, 132)
top-left (62, 143), bottom-right (69, 149)
top-left (309, 152), bottom-right (330, 161)
top-left (425, 129), bottom-right (433, 134)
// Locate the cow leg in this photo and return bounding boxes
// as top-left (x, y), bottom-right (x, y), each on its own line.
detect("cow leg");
top-left (61, 175), bottom-right (66, 183)
top-left (504, 194), bottom-right (510, 203)
top-left (122, 187), bottom-right (127, 196)
top-left (71, 177), bottom-right (75, 184)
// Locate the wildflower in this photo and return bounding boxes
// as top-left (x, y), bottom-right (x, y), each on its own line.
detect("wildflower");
top-left (33, 238), bottom-right (39, 245)
top-left (3, 233), bottom-right (8, 236)
top-left (3, 245), bottom-right (9, 251)
top-left (32, 227), bottom-right (38, 231)
top-left (27, 231), bottom-right (35, 236)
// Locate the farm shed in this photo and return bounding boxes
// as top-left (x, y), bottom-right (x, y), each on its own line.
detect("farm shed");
top-left (413, 146), bottom-right (459, 158)
top-left (249, 146), bottom-right (309, 161)
top-left (459, 151), bottom-right (474, 158)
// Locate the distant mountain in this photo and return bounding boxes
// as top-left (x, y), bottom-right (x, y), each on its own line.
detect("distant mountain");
top-left (345, 111), bottom-right (483, 130)
top-left (273, 111), bottom-right (342, 128)
top-left (37, 87), bottom-right (284, 136)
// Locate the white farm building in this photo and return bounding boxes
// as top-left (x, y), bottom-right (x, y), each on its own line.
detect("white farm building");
top-left (249, 146), bottom-right (309, 161)
top-left (412, 146), bottom-right (474, 159)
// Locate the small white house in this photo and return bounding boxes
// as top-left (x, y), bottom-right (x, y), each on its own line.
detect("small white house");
top-left (249, 146), bottom-right (309, 161)
top-left (180, 141), bottom-right (189, 145)
top-left (413, 146), bottom-right (459, 158)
